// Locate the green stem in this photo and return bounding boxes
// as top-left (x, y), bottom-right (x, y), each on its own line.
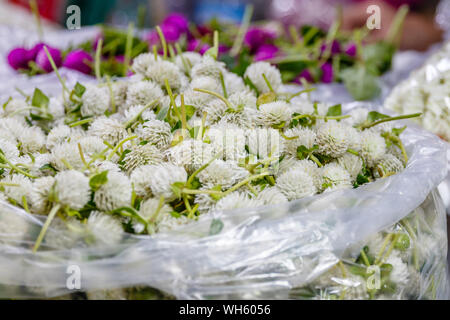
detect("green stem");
top-left (95, 38), bottom-right (103, 81)
top-left (186, 154), bottom-right (221, 187)
top-left (0, 153), bottom-right (36, 179)
top-left (181, 189), bottom-right (222, 196)
top-left (165, 79), bottom-right (182, 120)
top-left (292, 114), bottom-right (350, 121)
top-left (124, 100), bottom-right (158, 129)
top-left (219, 72), bottom-right (228, 98)
top-left (222, 172), bottom-right (269, 197)
top-left (386, 5), bottom-right (409, 46)
top-left (29, 0), bottom-right (43, 40)
top-left (360, 113), bottom-right (421, 130)
top-left (156, 26), bottom-right (168, 59)
top-left (262, 73), bottom-right (274, 93)
top-left (193, 88), bottom-right (234, 111)
top-left (107, 135), bottom-right (138, 161)
top-left (68, 118), bottom-right (93, 128)
top-left (43, 46), bottom-right (68, 95)
top-left (106, 75), bottom-right (116, 114)
top-left (308, 154), bottom-right (323, 167)
top-left (123, 22), bottom-right (134, 76)
top-left (33, 204), bottom-right (61, 253)
top-left (286, 88), bottom-right (316, 102)
top-left (360, 249), bottom-right (371, 267)
top-left (230, 4), bottom-right (254, 57)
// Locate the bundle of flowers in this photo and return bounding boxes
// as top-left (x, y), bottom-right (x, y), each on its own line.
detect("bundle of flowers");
top-left (385, 41), bottom-right (450, 142)
top-left (1, 40), bottom-right (439, 299)
top-left (6, 6), bottom-right (409, 101)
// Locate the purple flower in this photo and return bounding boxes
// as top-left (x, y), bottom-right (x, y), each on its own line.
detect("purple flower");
top-left (199, 44), bottom-right (211, 55)
top-left (35, 46), bottom-right (62, 73)
top-left (295, 69), bottom-right (314, 84)
top-left (187, 39), bottom-right (201, 52)
top-left (320, 63), bottom-right (334, 83)
top-left (218, 44), bottom-right (230, 55)
top-left (63, 50), bottom-right (93, 74)
top-left (28, 43), bottom-right (46, 60)
top-left (345, 42), bottom-right (357, 57)
top-left (244, 27), bottom-right (276, 51)
top-left (163, 13), bottom-right (189, 34)
top-left (320, 40), bottom-right (341, 56)
top-left (254, 44), bottom-right (279, 61)
top-left (7, 48), bottom-right (32, 70)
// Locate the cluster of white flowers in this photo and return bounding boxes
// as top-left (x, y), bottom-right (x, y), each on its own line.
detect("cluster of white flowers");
top-left (0, 50), bottom-right (409, 251)
top-left (385, 42), bottom-right (450, 141)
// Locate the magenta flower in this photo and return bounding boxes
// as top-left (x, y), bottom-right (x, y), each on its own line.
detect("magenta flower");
top-left (163, 13), bottom-right (189, 34)
top-left (320, 40), bottom-right (341, 56)
top-left (320, 63), bottom-right (334, 83)
top-left (63, 50), bottom-right (93, 74)
top-left (28, 43), bottom-right (46, 60)
top-left (295, 69), bottom-right (314, 84)
top-left (345, 42), bottom-right (357, 57)
top-left (187, 39), bottom-right (211, 55)
top-left (218, 44), bottom-right (230, 55)
top-left (7, 48), bottom-right (32, 70)
top-left (35, 46), bottom-right (62, 73)
top-left (254, 44), bottom-right (279, 61)
top-left (244, 27), bottom-right (276, 51)
top-left (199, 44), bottom-right (211, 55)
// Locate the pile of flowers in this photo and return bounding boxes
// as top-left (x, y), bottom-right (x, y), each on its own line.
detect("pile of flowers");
top-left (7, 7), bottom-right (409, 100)
top-left (0, 40), bottom-right (422, 298)
top-left (385, 41), bottom-right (450, 142)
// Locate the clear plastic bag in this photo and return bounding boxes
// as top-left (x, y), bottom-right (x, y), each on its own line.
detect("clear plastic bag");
top-left (0, 122), bottom-right (448, 300)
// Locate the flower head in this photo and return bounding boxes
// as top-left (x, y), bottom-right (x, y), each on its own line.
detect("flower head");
top-left (214, 191), bottom-right (262, 212)
top-left (30, 176), bottom-right (55, 214)
top-left (315, 122), bottom-right (351, 158)
top-left (123, 144), bottom-right (164, 173)
top-left (320, 163), bottom-right (352, 192)
top-left (81, 85), bottom-right (110, 117)
top-left (360, 130), bottom-right (387, 167)
top-left (256, 187), bottom-right (288, 205)
top-left (146, 60), bottom-right (184, 91)
top-left (244, 27), bottom-right (276, 51)
top-left (244, 62), bottom-right (282, 94)
top-left (254, 44), bottom-right (279, 61)
top-left (373, 154), bottom-right (404, 178)
top-left (35, 46), bottom-right (62, 73)
top-left (167, 139), bottom-right (214, 172)
top-left (94, 171), bottom-right (131, 211)
top-left (247, 128), bottom-right (284, 160)
top-left (1, 174), bottom-right (33, 203)
top-left (89, 116), bottom-right (126, 145)
top-left (63, 50), bottom-right (93, 74)
top-left (175, 52), bottom-right (202, 74)
top-left (197, 159), bottom-right (249, 189)
top-left (258, 101), bottom-right (292, 127)
top-left (87, 211), bottom-right (124, 245)
top-left (191, 56), bottom-right (226, 80)
top-left (7, 48), bottom-right (32, 70)
top-left (125, 80), bottom-right (164, 107)
top-left (337, 153), bottom-right (363, 181)
top-left (133, 197), bottom-right (172, 233)
top-left (276, 168), bottom-right (317, 200)
top-left (135, 120), bottom-right (172, 150)
top-left (54, 170), bottom-right (90, 210)
top-left (283, 126), bottom-right (316, 157)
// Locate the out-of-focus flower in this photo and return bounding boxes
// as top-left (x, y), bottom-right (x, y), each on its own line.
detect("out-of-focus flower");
top-left (320, 40), bottom-right (341, 56)
top-left (28, 43), bottom-right (46, 60)
top-left (35, 46), bottom-right (62, 73)
top-left (163, 13), bottom-right (189, 34)
top-left (254, 44), bottom-right (279, 62)
top-left (345, 42), bottom-right (357, 57)
top-left (63, 50), bottom-right (93, 74)
top-left (7, 48), bottom-right (31, 70)
top-left (295, 69), bottom-right (314, 83)
top-left (320, 62), bottom-right (334, 83)
top-left (244, 27), bottom-right (276, 52)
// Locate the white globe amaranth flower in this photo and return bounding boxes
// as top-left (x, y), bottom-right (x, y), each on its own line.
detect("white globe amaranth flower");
top-left (28, 153), bottom-right (53, 178)
top-left (208, 124), bottom-right (247, 161)
top-left (157, 212), bottom-right (192, 233)
top-left (190, 76), bottom-right (223, 94)
top-left (385, 251), bottom-right (410, 288)
top-left (30, 176), bottom-right (55, 214)
top-left (91, 160), bottom-right (121, 173)
top-left (123, 143), bottom-right (164, 173)
top-left (135, 120), bottom-right (172, 150)
top-left (0, 128), bottom-right (17, 144)
top-left (123, 104), bottom-right (157, 123)
top-left (315, 122), bottom-right (351, 158)
top-left (131, 163), bottom-right (187, 200)
top-left (320, 163), bottom-right (352, 192)
top-left (256, 187), bottom-right (288, 205)
top-left (337, 153), bottom-right (363, 181)
top-left (0, 117), bottom-right (27, 140)
top-left (244, 62), bottom-right (282, 94)
top-left (347, 126), bottom-right (362, 151)
top-left (0, 138), bottom-right (20, 163)
top-left (131, 52), bottom-right (159, 76)
top-left (276, 168), bottom-right (317, 201)
top-left (2, 99), bottom-right (30, 117)
top-left (373, 154), bottom-right (404, 178)
top-left (202, 98), bottom-right (228, 123)
top-left (228, 91), bottom-right (257, 110)
top-left (219, 106), bottom-right (259, 129)
top-left (0, 208), bottom-right (29, 241)
top-left (289, 159), bottom-right (321, 189)
top-left (283, 126), bottom-right (316, 157)
top-left (86, 211), bottom-right (124, 245)
top-left (88, 116), bottom-right (126, 145)
top-left (46, 124), bottom-right (72, 149)
top-left (179, 89), bottom-right (213, 111)
top-left (191, 56), bottom-right (226, 80)
top-left (146, 60), bottom-right (184, 91)
top-left (167, 139), bottom-right (214, 172)
top-left (175, 51), bottom-right (202, 74)
top-left (78, 136), bottom-right (107, 156)
top-left (343, 107), bottom-right (368, 127)
top-left (111, 81), bottom-right (129, 109)
top-left (214, 191), bottom-right (262, 212)
top-left (17, 126), bottom-right (46, 153)
top-left (194, 191), bottom-right (217, 214)
top-left (197, 159), bottom-right (249, 189)
top-left (51, 142), bottom-right (85, 171)
top-left (125, 80), bottom-right (164, 107)
top-left (360, 129), bottom-right (387, 167)
top-left (224, 71), bottom-right (247, 95)
top-left (133, 197), bottom-right (172, 233)
top-left (48, 97), bottom-right (65, 119)
top-left (1, 174), bottom-right (33, 204)
top-left (94, 171), bottom-right (132, 212)
top-left (81, 85), bottom-right (110, 117)
top-left (247, 128), bottom-right (284, 161)
top-left (258, 101), bottom-right (292, 127)
top-left (54, 170), bottom-right (90, 210)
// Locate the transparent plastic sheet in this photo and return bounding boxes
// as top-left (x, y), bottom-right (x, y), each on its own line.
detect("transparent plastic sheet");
top-left (0, 120), bottom-right (448, 300)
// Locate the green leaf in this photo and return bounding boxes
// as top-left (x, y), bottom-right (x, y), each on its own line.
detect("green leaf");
top-left (209, 219), bottom-right (224, 236)
top-left (185, 104), bottom-right (196, 120)
top-left (362, 42), bottom-right (395, 75)
top-left (367, 111), bottom-right (390, 123)
top-left (39, 163), bottom-right (57, 174)
top-left (89, 171), bottom-right (109, 192)
top-left (296, 145), bottom-right (318, 160)
top-left (355, 174), bottom-right (370, 187)
top-left (170, 211), bottom-right (181, 218)
top-left (74, 82), bottom-right (86, 98)
top-left (31, 88), bottom-right (49, 109)
top-left (257, 92), bottom-right (276, 106)
top-left (392, 125), bottom-right (406, 137)
top-left (210, 185), bottom-right (223, 201)
top-left (156, 105), bottom-right (169, 121)
top-left (394, 233), bottom-right (410, 251)
top-left (326, 104), bottom-right (342, 117)
top-left (244, 76), bottom-right (259, 96)
top-left (170, 181), bottom-right (185, 200)
top-left (340, 66), bottom-right (380, 101)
